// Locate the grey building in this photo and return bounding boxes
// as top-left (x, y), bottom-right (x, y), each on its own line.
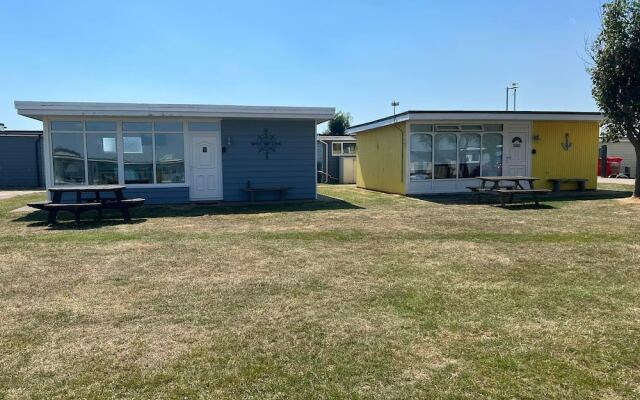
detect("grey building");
top-left (316, 135), bottom-right (357, 183)
top-left (0, 125), bottom-right (44, 188)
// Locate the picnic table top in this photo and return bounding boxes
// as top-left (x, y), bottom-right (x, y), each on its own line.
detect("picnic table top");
top-left (478, 176), bottom-right (540, 182)
top-left (48, 185), bottom-right (126, 193)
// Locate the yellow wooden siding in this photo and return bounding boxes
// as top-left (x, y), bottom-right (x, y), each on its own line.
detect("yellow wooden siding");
top-left (531, 121), bottom-right (599, 190)
top-left (356, 123), bottom-right (406, 194)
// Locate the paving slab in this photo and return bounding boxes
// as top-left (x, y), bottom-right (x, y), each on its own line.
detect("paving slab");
top-left (598, 177), bottom-right (635, 186)
top-left (0, 190), bottom-right (44, 200)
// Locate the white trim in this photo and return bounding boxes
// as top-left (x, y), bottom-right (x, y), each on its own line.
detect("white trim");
top-left (331, 142), bottom-right (357, 156)
top-left (347, 111), bottom-right (602, 134)
top-left (314, 120), bottom-right (318, 199)
top-left (16, 101), bottom-right (335, 122)
top-left (316, 135), bottom-right (357, 141)
top-left (42, 118), bottom-right (52, 200)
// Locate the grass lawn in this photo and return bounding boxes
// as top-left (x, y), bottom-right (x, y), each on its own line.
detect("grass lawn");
top-left (1, 184), bottom-right (639, 399)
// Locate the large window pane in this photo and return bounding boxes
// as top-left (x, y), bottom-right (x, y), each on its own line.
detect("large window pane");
top-left (155, 121), bottom-right (183, 132)
top-left (434, 133), bottom-right (457, 179)
top-left (52, 132), bottom-right (85, 185)
top-left (85, 121), bottom-right (117, 131)
top-left (410, 134), bottom-right (432, 180)
top-left (155, 133), bottom-right (185, 183)
top-left (482, 133), bottom-right (503, 176)
top-left (51, 121), bottom-right (82, 131)
top-left (86, 132), bottom-right (118, 184)
top-left (458, 133), bottom-right (481, 178)
top-left (343, 143), bottom-right (356, 154)
top-left (124, 133), bottom-right (153, 184)
top-left (123, 122), bottom-right (152, 132)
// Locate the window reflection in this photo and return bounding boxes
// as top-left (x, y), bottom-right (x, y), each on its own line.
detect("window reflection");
top-left (410, 134), bottom-right (432, 180)
top-left (155, 133), bottom-right (185, 183)
top-left (86, 132), bottom-right (118, 184)
top-left (52, 131), bottom-right (85, 185)
top-left (458, 133), bottom-right (481, 178)
top-left (434, 133), bottom-right (457, 179)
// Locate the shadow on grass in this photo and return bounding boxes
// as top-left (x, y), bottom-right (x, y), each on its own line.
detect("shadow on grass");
top-left (13, 195), bottom-right (363, 229)
top-left (410, 189), bottom-right (632, 209)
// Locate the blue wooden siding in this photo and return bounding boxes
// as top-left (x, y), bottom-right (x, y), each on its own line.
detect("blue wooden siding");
top-left (221, 119), bottom-right (316, 201)
top-left (0, 135), bottom-right (43, 188)
top-left (123, 187), bottom-right (189, 204)
top-left (58, 187), bottom-right (189, 204)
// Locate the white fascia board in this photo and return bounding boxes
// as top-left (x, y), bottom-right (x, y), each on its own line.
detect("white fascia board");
top-left (316, 135), bottom-right (357, 141)
top-left (406, 112), bottom-right (603, 122)
top-left (347, 111), bottom-right (602, 134)
top-left (15, 101), bottom-right (335, 123)
top-left (346, 114), bottom-right (411, 134)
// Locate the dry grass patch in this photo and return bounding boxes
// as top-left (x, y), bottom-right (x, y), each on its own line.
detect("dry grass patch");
top-left (0, 186), bottom-right (639, 399)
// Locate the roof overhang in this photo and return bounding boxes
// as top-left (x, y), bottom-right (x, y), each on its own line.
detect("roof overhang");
top-left (317, 135), bottom-right (357, 141)
top-left (347, 110), bottom-right (603, 134)
top-left (15, 101), bottom-right (335, 123)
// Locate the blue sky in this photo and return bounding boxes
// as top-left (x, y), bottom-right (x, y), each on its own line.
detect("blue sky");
top-left (1, 0), bottom-right (604, 130)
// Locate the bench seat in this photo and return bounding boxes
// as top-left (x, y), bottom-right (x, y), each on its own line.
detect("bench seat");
top-left (28, 202), bottom-right (102, 210)
top-left (489, 188), bottom-right (550, 206)
top-left (241, 186), bottom-right (290, 202)
top-left (491, 189), bottom-right (551, 195)
top-left (547, 178), bottom-right (588, 192)
top-left (102, 198), bottom-right (145, 208)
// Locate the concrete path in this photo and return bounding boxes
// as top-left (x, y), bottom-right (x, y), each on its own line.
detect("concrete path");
top-left (598, 177), bottom-right (635, 186)
top-left (0, 190), bottom-right (44, 200)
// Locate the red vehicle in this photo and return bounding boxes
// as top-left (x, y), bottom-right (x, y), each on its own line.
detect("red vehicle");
top-left (598, 156), bottom-right (624, 177)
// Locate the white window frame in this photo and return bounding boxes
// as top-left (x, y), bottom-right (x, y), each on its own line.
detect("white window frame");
top-left (407, 122), bottom-right (504, 182)
top-left (46, 117), bottom-right (190, 189)
top-left (331, 141), bottom-right (356, 156)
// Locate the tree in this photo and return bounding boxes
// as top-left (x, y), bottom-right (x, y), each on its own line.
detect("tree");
top-left (589, 0), bottom-right (640, 197)
top-left (323, 111), bottom-right (352, 135)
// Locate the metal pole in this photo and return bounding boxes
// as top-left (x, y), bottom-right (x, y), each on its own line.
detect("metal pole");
top-left (513, 87), bottom-right (517, 111)
top-left (506, 87), bottom-right (509, 111)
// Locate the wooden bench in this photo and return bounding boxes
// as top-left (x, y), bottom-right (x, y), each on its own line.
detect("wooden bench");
top-left (28, 197), bottom-right (145, 224)
top-left (547, 178), bottom-right (588, 192)
top-left (100, 198), bottom-right (145, 221)
top-left (28, 201), bottom-right (103, 224)
top-left (490, 189), bottom-right (551, 206)
top-left (241, 182), bottom-right (290, 202)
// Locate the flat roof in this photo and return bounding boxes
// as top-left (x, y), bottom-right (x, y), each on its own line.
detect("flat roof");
top-left (347, 110), bottom-right (603, 134)
top-left (0, 130), bottom-right (43, 137)
top-left (15, 101), bottom-right (335, 123)
top-left (317, 135), bottom-right (357, 141)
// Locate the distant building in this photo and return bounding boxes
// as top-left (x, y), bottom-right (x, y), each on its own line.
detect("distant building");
top-left (601, 138), bottom-right (636, 178)
top-left (0, 126), bottom-right (44, 188)
top-left (316, 135), bottom-right (357, 184)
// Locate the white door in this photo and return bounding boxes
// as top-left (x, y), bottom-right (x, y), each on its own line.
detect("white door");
top-left (503, 122), bottom-right (530, 176)
top-left (340, 156), bottom-right (356, 183)
top-left (190, 134), bottom-right (222, 200)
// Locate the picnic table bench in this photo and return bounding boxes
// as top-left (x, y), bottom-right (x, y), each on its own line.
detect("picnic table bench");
top-left (468, 176), bottom-right (551, 206)
top-left (547, 178), bottom-right (588, 192)
top-left (28, 185), bottom-right (144, 224)
top-left (241, 181), bottom-right (290, 202)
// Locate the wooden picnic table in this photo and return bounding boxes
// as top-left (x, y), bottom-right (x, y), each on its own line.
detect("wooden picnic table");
top-left (477, 176), bottom-right (540, 190)
top-left (473, 176), bottom-right (550, 206)
top-left (29, 185), bottom-right (144, 224)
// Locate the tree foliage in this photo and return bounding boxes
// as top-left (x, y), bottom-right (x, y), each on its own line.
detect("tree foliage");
top-left (324, 111), bottom-right (352, 135)
top-left (590, 0), bottom-right (640, 195)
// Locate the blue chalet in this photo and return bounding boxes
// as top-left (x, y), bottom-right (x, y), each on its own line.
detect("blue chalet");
top-left (15, 101), bottom-right (334, 204)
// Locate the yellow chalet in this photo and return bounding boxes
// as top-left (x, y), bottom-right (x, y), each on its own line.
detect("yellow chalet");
top-left (347, 111), bottom-right (602, 195)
